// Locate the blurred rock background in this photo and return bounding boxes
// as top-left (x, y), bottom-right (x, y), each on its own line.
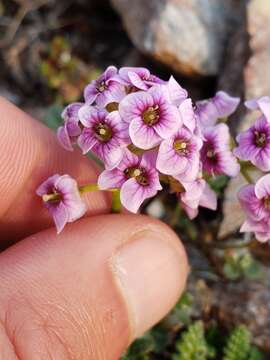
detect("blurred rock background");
top-left (1, 0), bottom-right (270, 358)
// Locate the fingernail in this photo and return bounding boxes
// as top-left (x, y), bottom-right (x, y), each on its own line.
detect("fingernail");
top-left (112, 229), bottom-right (187, 339)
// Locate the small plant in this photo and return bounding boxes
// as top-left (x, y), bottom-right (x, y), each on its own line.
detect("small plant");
top-left (173, 321), bottom-right (215, 360)
top-left (222, 325), bottom-right (263, 360)
top-left (40, 36), bottom-right (101, 103)
top-left (223, 249), bottom-right (263, 280)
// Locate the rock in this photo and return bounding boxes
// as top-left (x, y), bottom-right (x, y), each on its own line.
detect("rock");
top-left (213, 276), bottom-right (270, 351)
top-left (111, 0), bottom-right (244, 76)
top-left (218, 0), bottom-right (270, 238)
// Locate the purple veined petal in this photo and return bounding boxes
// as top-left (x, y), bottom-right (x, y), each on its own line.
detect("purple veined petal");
top-left (245, 96), bottom-right (270, 121)
top-left (50, 202), bottom-right (69, 234)
top-left (238, 184), bottom-right (266, 221)
top-left (118, 67), bottom-right (148, 86)
top-left (54, 174), bottom-right (78, 193)
top-left (219, 150), bottom-right (240, 177)
top-left (119, 91), bottom-right (152, 123)
top-left (117, 148), bottom-right (140, 171)
top-left (106, 111), bottom-right (130, 144)
top-left (179, 98), bottom-right (196, 133)
top-left (148, 84), bottom-right (171, 104)
top-left (120, 176), bottom-right (160, 213)
top-left (36, 174), bottom-right (61, 196)
top-left (147, 168), bottom-right (163, 192)
top-left (208, 123), bottom-right (231, 150)
top-left (140, 150), bottom-right (158, 170)
top-left (104, 65), bottom-right (118, 80)
top-left (77, 128), bottom-right (98, 154)
top-left (199, 183), bottom-right (217, 210)
top-left (56, 175), bottom-right (87, 222)
top-left (195, 99), bottom-right (218, 128)
top-left (154, 104), bottom-right (181, 139)
top-left (254, 174), bottom-right (270, 199)
top-left (66, 119), bottom-right (81, 137)
top-left (181, 202), bottom-right (199, 220)
top-left (156, 138), bottom-right (188, 175)
top-left (57, 125), bottom-right (74, 151)
top-left (101, 143), bottom-right (124, 170)
top-left (129, 117), bottom-right (161, 150)
top-left (166, 76), bottom-right (188, 106)
top-left (120, 178), bottom-right (145, 213)
top-left (96, 83), bottom-right (126, 107)
top-left (98, 168), bottom-right (125, 190)
top-left (78, 104), bottom-right (99, 127)
top-left (61, 102), bottom-right (83, 121)
top-left (174, 154), bottom-right (200, 182)
top-left (253, 148), bottom-right (270, 171)
top-left (234, 130), bottom-right (259, 160)
top-left (128, 71), bottom-right (148, 90)
top-left (84, 83), bottom-right (98, 104)
top-left (181, 179), bottom-right (205, 204)
top-left (213, 91), bottom-right (240, 118)
top-left (240, 218), bottom-right (269, 234)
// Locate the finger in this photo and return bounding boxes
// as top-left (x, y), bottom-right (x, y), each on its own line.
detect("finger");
top-left (0, 97), bottom-right (110, 243)
top-left (0, 214), bottom-right (188, 360)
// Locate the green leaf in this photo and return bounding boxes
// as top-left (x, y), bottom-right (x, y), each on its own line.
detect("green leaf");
top-left (173, 321), bottom-right (210, 360)
top-left (207, 175), bottom-right (229, 194)
top-left (223, 262), bottom-right (242, 280)
top-left (222, 325), bottom-right (251, 360)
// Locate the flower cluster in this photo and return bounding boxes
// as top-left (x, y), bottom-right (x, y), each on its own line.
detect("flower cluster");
top-left (235, 97), bottom-right (270, 242)
top-left (38, 65), bottom-right (242, 234)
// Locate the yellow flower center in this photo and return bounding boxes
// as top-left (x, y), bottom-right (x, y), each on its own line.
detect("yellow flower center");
top-left (124, 167), bottom-right (149, 186)
top-left (94, 123), bottom-right (112, 142)
top-left (173, 140), bottom-right (188, 154)
top-left (142, 105), bottom-right (160, 126)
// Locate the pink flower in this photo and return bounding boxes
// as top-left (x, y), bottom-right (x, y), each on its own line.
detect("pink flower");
top-left (201, 123), bottom-right (240, 177)
top-left (166, 76), bottom-right (188, 106)
top-left (37, 174), bottom-right (87, 233)
top-left (238, 174), bottom-right (270, 242)
top-left (57, 103), bottom-right (83, 151)
top-left (156, 126), bottom-right (202, 182)
top-left (77, 105), bottom-right (129, 169)
top-left (234, 116), bottom-right (270, 172)
top-left (98, 149), bottom-right (162, 213)
top-left (179, 178), bottom-right (217, 219)
top-left (119, 85), bottom-right (181, 149)
top-left (84, 66), bottom-right (126, 107)
top-left (118, 67), bottom-right (165, 91)
top-left (245, 96), bottom-right (270, 121)
top-left (196, 91), bottom-right (240, 128)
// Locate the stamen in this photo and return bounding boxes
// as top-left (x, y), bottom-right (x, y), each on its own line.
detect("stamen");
top-left (254, 131), bottom-right (267, 147)
top-left (133, 169), bottom-right (141, 177)
top-left (142, 105), bottom-right (160, 126)
top-left (173, 140), bottom-right (188, 154)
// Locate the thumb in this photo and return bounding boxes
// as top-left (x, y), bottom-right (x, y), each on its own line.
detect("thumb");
top-left (0, 214), bottom-right (188, 360)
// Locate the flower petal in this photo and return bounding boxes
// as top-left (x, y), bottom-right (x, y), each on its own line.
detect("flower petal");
top-left (119, 91), bottom-right (152, 123)
top-left (98, 168), bottom-right (125, 189)
top-left (129, 117), bottom-right (161, 149)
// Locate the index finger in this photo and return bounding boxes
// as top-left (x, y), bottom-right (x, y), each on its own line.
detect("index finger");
top-left (0, 97), bottom-right (110, 244)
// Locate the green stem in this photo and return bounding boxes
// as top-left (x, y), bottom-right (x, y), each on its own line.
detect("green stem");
top-left (240, 167), bottom-right (253, 184)
top-left (42, 183), bottom-right (118, 203)
top-left (111, 189), bottom-right (121, 213)
top-left (79, 183), bottom-right (99, 194)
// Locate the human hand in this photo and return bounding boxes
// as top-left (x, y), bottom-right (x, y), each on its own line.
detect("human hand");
top-left (0, 97), bottom-right (188, 359)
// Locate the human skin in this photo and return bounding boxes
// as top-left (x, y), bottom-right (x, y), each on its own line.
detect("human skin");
top-left (0, 97), bottom-right (188, 360)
